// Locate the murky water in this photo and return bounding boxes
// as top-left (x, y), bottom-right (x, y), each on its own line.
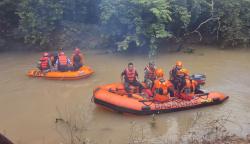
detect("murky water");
top-left (0, 46), bottom-right (250, 144)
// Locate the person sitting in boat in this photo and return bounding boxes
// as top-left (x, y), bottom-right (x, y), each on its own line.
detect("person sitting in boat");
top-left (71, 48), bottom-right (84, 71)
top-left (152, 68), bottom-right (174, 102)
top-left (121, 62), bottom-right (144, 93)
top-left (38, 52), bottom-right (52, 73)
top-left (176, 69), bottom-right (198, 101)
top-left (176, 68), bottom-right (190, 91)
top-left (169, 61), bottom-right (188, 89)
top-left (55, 52), bottom-right (71, 72)
top-left (144, 61), bottom-right (157, 83)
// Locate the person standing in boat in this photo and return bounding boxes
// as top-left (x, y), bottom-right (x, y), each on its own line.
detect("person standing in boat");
top-left (71, 47), bottom-right (84, 71)
top-left (144, 61), bottom-right (157, 84)
top-left (37, 52), bottom-right (52, 73)
top-left (121, 62), bottom-right (144, 93)
top-left (55, 52), bottom-right (71, 72)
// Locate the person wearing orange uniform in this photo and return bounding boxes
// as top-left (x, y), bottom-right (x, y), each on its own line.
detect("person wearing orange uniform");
top-left (152, 68), bottom-right (174, 102)
top-left (169, 61), bottom-right (184, 89)
top-left (56, 52), bottom-right (71, 72)
top-left (169, 61), bottom-right (189, 90)
top-left (121, 62), bottom-right (144, 93)
top-left (71, 48), bottom-right (84, 71)
top-left (176, 69), bottom-right (198, 101)
top-left (144, 61), bottom-right (157, 83)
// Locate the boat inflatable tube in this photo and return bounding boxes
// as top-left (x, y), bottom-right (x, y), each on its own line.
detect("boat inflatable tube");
top-left (27, 66), bottom-right (94, 80)
top-left (93, 83), bottom-right (229, 115)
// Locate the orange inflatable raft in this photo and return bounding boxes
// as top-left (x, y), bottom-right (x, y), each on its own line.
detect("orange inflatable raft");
top-left (27, 66), bottom-right (94, 80)
top-left (93, 83), bottom-right (229, 115)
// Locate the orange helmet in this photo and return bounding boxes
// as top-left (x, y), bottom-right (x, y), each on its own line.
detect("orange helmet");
top-left (43, 52), bottom-right (49, 57)
top-left (155, 68), bottom-right (164, 78)
top-left (176, 61), bottom-right (183, 67)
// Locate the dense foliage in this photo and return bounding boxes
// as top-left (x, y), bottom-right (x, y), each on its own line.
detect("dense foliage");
top-left (100, 0), bottom-right (172, 55)
top-left (0, 0), bottom-right (249, 53)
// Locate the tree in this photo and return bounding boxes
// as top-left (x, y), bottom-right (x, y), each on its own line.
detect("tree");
top-left (1, 0), bottom-right (250, 51)
top-left (215, 0), bottom-right (250, 47)
top-left (0, 0), bottom-right (19, 35)
top-left (17, 0), bottom-right (64, 46)
top-left (100, 0), bottom-right (172, 56)
top-left (17, 0), bottom-right (100, 48)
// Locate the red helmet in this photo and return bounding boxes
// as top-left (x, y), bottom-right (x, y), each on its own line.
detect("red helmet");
top-left (43, 52), bottom-right (49, 57)
top-left (74, 48), bottom-right (81, 54)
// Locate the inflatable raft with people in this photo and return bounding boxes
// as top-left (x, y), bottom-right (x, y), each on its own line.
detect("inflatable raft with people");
top-left (93, 61), bottom-right (229, 115)
top-left (27, 48), bottom-right (94, 80)
top-left (93, 82), bottom-right (229, 115)
top-left (27, 65), bottom-right (94, 80)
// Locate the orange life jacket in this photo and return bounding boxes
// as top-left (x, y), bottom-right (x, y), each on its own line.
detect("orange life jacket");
top-left (144, 66), bottom-right (156, 81)
top-left (153, 78), bottom-right (169, 93)
top-left (179, 79), bottom-right (197, 101)
top-left (58, 55), bottom-right (67, 66)
top-left (125, 68), bottom-right (136, 82)
top-left (40, 56), bottom-right (49, 70)
top-left (152, 78), bottom-right (172, 102)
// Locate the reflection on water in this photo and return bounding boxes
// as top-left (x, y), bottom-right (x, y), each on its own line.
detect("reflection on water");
top-left (0, 47), bottom-right (250, 143)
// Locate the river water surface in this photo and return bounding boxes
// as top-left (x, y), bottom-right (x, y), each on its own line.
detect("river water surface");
top-left (0, 47), bottom-right (250, 144)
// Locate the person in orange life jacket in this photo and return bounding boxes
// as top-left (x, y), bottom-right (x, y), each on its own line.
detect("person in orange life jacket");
top-left (176, 69), bottom-right (197, 101)
top-left (144, 61), bottom-right (157, 83)
top-left (121, 62), bottom-right (144, 93)
top-left (177, 78), bottom-right (198, 101)
top-left (176, 68), bottom-right (190, 93)
top-left (169, 61), bottom-right (186, 89)
top-left (38, 52), bottom-right (52, 73)
top-left (152, 68), bottom-right (174, 102)
top-left (71, 48), bottom-right (84, 71)
top-left (55, 52), bottom-right (71, 72)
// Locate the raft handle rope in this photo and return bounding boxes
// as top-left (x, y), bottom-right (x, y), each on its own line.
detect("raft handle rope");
top-left (108, 88), bottom-right (126, 96)
top-left (139, 99), bottom-right (154, 106)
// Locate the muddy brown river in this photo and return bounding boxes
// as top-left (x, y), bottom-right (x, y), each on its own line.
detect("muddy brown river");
top-left (0, 46), bottom-right (250, 144)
